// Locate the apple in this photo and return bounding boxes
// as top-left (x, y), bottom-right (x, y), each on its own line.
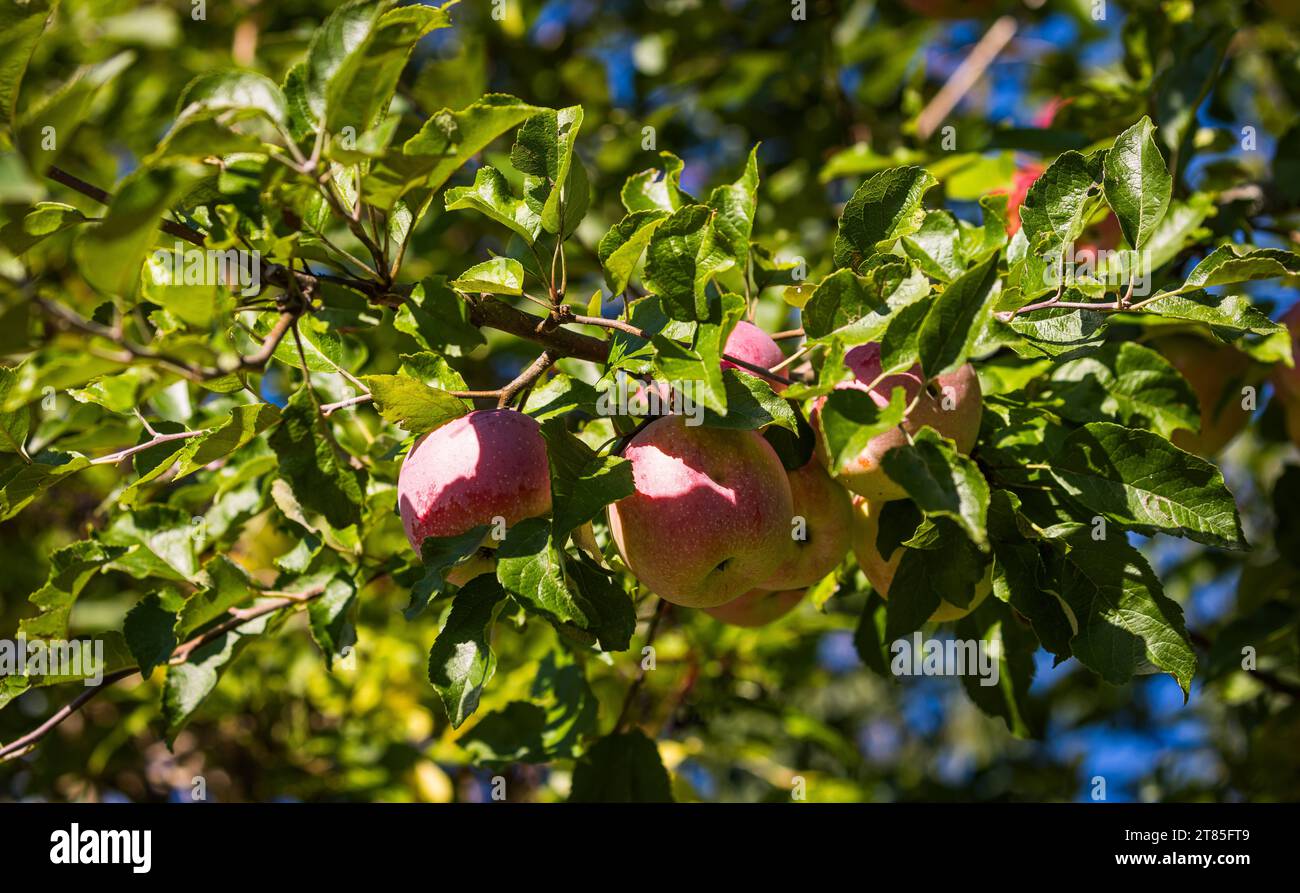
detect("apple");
top-left (850, 496), bottom-right (989, 622)
top-left (704, 587), bottom-right (805, 627)
top-left (813, 342), bottom-right (982, 502)
top-left (759, 456), bottom-right (853, 589)
top-left (1153, 334), bottom-right (1254, 457)
top-left (607, 415), bottom-right (795, 608)
top-left (722, 320), bottom-right (787, 392)
top-left (398, 409), bottom-right (553, 558)
top-left (1004, 163), bottom-right (1044, 236)
top-left (1271, 305), bottom-right (1300, 446)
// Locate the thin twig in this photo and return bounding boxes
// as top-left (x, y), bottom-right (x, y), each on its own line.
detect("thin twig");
top-left (0, 584), bottom-right (330, 762)
top-left (916, 16), bottom-right (1018, 141)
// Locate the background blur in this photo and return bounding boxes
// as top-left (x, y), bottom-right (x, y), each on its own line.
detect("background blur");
top-left (2, 0), bottom-right (1299, 802)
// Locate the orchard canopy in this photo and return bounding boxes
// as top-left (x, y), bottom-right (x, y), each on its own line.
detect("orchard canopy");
top-left (1, 0), bottom-right (1299, 803)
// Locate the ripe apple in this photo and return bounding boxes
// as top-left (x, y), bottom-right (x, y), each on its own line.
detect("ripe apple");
top-left (813, 342), bottom-right (982, 502)
top-left (398, 408), bottom-right (553, 556)
top-left (760, 457), bottom-right (853, 589)
top-left (722, 320), bottom-right (787, 391)
top-left (705, 587), bottom-right (805, 627)
top-left (1153, 334), bottom-right (1254, 457)
top-left (850, 496), bottom-right (989, 622)
top-left (607, 415), bottom-right (794, 608)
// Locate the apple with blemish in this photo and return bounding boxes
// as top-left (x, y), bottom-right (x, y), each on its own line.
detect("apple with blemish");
top-left (759, 456), bottom-right (853, 589)
top-left (607, 415), bottom-right (794, 608)
top-left (705, 587), bottom-right (805, 627)
top-left (850, 496), bottom-right (990, 622)
top-left (397, 409), bottom-right (552, 570)
top-left (812, 342), bottom-right (982, 503)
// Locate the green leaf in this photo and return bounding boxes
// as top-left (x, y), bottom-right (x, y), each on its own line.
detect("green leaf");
top-left (707, 144), bottom-right (760, 269)
top-left (917, 253), bottom-right (1000, 376)
top-left (0, 451), bottom-right (89, 521)
top-left (539, 419), bottom-right (634, 539)
top-left (832, 165), bottom-right (937, 270)
top-left (621, 152), bottom-right (691, 213)
top-left (569, 730), bottom-right (674, 802)
top-left (427, 574), bottom-right (507, 728)
top-left (1049, 421), bottom-right (1247, 550)
top-left (444, 165), bottom-right (541, 243)
top-left (1103, 116), bottom-right (1172, 249)
top-left (853, 593), bottom-right (891, 678)
top-left (0, 202), bottom-right (88, 255)
top-left (18, 540), bottom-right (128, 640)
top-left (367, 93), bottom-right (543, 209)
top-left (308, 575), bottom-right (358, 670)
top-left (1126, 290), bottom-right (1288, 363)
top-left (496, 518), bottom-right (634, 650)
top-left (163, 605), bottom-right (274, 742)
top-left (987, 490), bottom-right (1073, 660)
top-left (405, 526), bottom-right (491, 619)
top-left (123, 591), bottom-right (182, 678)
top-left (174, 555), bottom-right (255, 639)
top-left (902, 210), bottom-right (966, 282)
top-left (361, 373), bottom-right (467, 434)
top-left (650, 293), bottom-right (746, 416)
top-left (451, 256), bottom-right (524, 296)
top-left (323, 2), bottom-right (452, 132)
top-left (0, 365), bottom-right (30, 455)
top-left (462, 650), bottom-right (597, 764)
top-left (1185, 245), bottom-right (1300, 289)
top-left (954, 600), bottom-right (1042, 738)
top-left (73, 163), bottom-right (204, 297)
top-left (511, 105), bottom-right (586, 236)
top-left (0, 0), bottom-right (57, 129)
top-left (1017, 151), bottom-right (1095, 256)
top-left (304, 0), bottom-right (378, 124)
top-left (642, 204), bottom-right (736, 322)
top-left (523, 373), bottom-right (601, 421)
top-left (1048, 341), bottom-right (1200, 440)
top-left (269, 387), bottom-right (367, 530)
top-left (170, 403), bottom-right (281, 480)
top-left (394, 276), bottom-right (485, 357)
top-left (880, 427), bottom-right (990, 549)
top-left (173, 70), bottom-right (287, 126)
top-left (819, 386), bottom-right (908, 477)
top-left (802, 260), bottom-right (928, 343)
top-left (701, 370), bottom-right (798, 432)
top-left (102, 506), bottom-right (201, 583)
top-left (598, 210), bottom-right (668, 295)
top-left (1052, 528), bottom-right (1196, 695)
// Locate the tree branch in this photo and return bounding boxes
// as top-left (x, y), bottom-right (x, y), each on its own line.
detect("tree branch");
top-left (0, 584), bottom-right (330, 762)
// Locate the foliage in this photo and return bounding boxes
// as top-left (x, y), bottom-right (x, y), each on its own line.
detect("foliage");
top-left (1, 0), bottom-right (1298, 803)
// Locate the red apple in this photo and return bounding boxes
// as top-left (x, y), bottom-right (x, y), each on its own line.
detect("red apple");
top-left (850, 496), bottom-right (989, 622)
top-left (813, 342), bottom-right (982, 502)
top-left (759, 456), bottom-right (853, 589)
top-left (398, 409), bottom-right (552, 555)
top-left (704, 587), bottom-right (805, 627)
top-left (607, 415), bottom-right (794, 607)
top-left (722, 320), bottom-right (787, 392)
